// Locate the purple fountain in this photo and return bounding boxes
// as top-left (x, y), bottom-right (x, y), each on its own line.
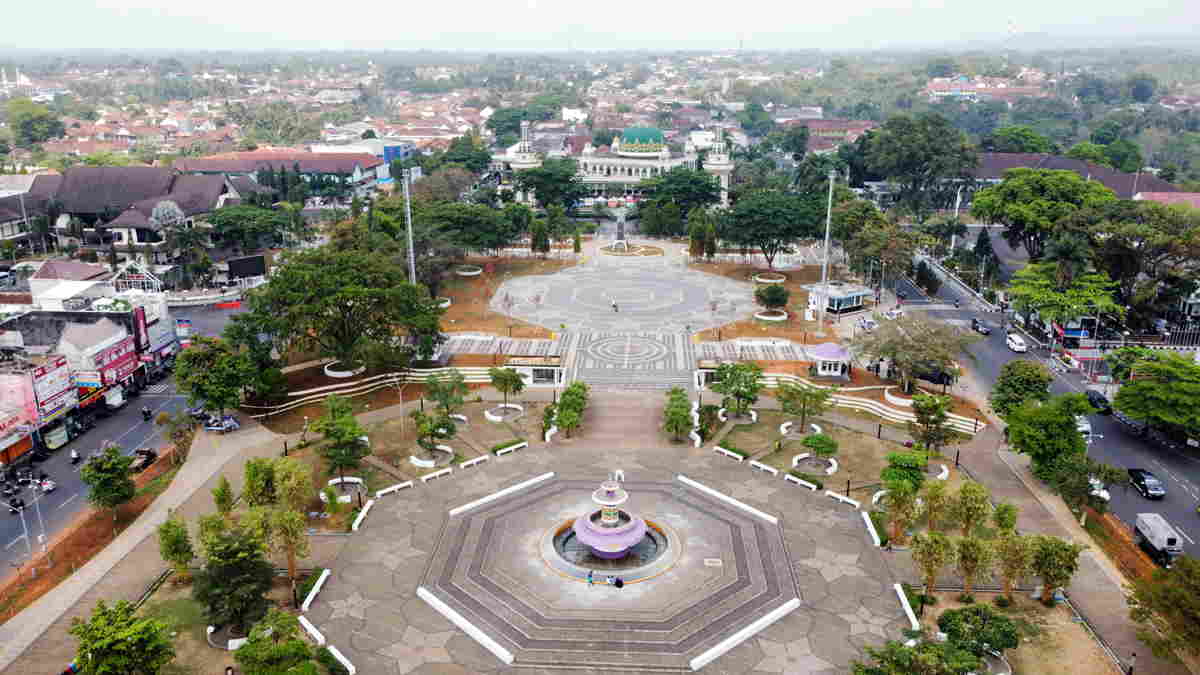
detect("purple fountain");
top-left (571, 479), bottom-right (647, 560)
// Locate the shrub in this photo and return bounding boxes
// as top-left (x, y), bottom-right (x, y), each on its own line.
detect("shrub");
top-left (491, 439), bottom-right (525, 453)
top-left (882, 450), bottom-right (928, 488)
top-left (788, 470), bottom-right (824, 490)
top-left (316, 646), bottom-right (350, 675)
top-left (869, 510), bottom-right (890, 547)
top-left (298, 568), bottom-right (326, 601)
top-left (717, 442), bottom-right (748, 458)
top-left (993, 595), bottom-right (1011, 608)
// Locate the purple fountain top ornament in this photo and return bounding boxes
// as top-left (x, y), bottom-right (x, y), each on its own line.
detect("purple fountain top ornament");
top-left (572, 474), bottom-right (647, 559)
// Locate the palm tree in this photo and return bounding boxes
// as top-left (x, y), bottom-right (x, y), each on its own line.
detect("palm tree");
top-left (1044, 232), bottom-right (1090, 289)
top-left (164, 222), bottom-right (210, 288)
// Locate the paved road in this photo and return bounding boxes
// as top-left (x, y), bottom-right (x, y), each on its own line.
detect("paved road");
top-left (1, 387), bottom-right (186, 578)
top-left (923, 263), bottom-right (1200, 557)
top-left (0, 305), bottom-right (245, 580)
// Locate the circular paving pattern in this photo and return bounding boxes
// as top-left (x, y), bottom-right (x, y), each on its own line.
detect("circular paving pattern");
top-left (582, 335), bottom-right (671, 365)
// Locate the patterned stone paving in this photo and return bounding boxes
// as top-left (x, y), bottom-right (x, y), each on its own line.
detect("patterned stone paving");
top-left (309, 441), bottom-right (906, 674)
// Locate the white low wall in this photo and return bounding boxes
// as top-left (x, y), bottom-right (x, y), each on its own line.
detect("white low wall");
top-left (418, 587), bottom-right (515, 664)
top-left (677, 475), bottom-right (778, 525)
top-left (299, 615), bottom-right (326, 646)
top-left (351, 499), bottom-right (375, 532)
top-left (688, 598), bottom-right (801, 671)
top-left (448, 472), bottom-right (555, 516)
top-left (301, 568), bottom-right (332, 612)
top-left (375, 481), bottom-right (413, 498)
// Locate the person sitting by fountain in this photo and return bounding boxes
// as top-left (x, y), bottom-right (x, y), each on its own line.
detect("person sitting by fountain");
top-left (606, 575), bottom-right (616, 586)
top-left (587, 570), bottom-right (594, 587)
top-left (614, 577), bottom-right (625, 589)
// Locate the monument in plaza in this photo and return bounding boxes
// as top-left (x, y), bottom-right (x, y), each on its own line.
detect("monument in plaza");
top-left (571, 478), bottom-right (648, 559)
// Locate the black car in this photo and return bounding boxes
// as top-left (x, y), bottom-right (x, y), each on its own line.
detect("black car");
top-left (970, 318), bottom-right (992, 335)
top-left (914, 364), bottom-right (957, 385)
top-left (1086, 390), bottom-right (1112, 414)
top-left (1129, 468), bottom-right (1167, 499)
top-left (1114, 411), bottom-right (1148, 436)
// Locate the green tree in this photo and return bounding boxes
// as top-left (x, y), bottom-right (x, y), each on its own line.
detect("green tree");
top-left (80, 443), bottom-right (136, 524)
top-left (425, 371), bottom-right (468, 417)
top-left (174, 336), bottom-right (255, 417)
top-left (311, 395), bottom-right (368, 481)
top-left (971, 168), bottom-right (1117, 259)
top-left (865, 113), bottom-right (978, 221)
top-left (852, 638), bottom-right (980, 675)
top-left (883, 478), bottom-right (920, 545)
top-left (950, 481), bottom-right (991, 538)
top-left (754, 284), bottom-right (790, 312)
top-left (908, 394), bottom-right (956, 456)
top-left (710, 362), bottom-right (763, 417)
top-left (851, 314), bottom-right (978, 393)
top-left (922, 481), bottom-right (950, 533)
top-left (1127, 73), bottom-right (1159, 103)
top-left (557, 407), bottom-right (582, 438)
top-left (801, 432), bottom-right (838, 459)
top-left (273, 457), bottom-right (313, 515)
top-left (488, 367), bottom-right (526, 406)
top-left (69, 599), bottom-right (174, 675)
top-left (193, 527), bottom-right (275, 636)
top-left (515, 158), bottom-right (588, 211)
top-left (990, 360), bottom-right (1054, 418)
top-left (911, 531), bottom-right (956, 597)
top-left (992, 503), bottom-right (1019, 534)
top-left (529, 220), bottom-right (550, 257)
top-left (637, 167), bottom-right (721, 216)
top-left (995, 533), bottom-right (1034, 601)
top-left (703, 221), bottom-right (718, 261)
top-left (1128, 556), bottom-right (1200, 660)
top-left (882, 450), bottom-right (928, 490)
top-left (212, 475), bottom-right (235, 520)
top-left (662, 387), bottom-right (692, 442)
top-left (954, 537), bottom-right (995, 598)
top-left (243, 457), bottom-right (277, 508)
top-left (245, 247), bottom-right (444, 365)
top-left (937, 604), bottom-right (1018, 658)
top-left (1005, 393), bottom-right (1091, 479)
top-left (1104, 345), bottom-right (1158, 384)
top-left (157, 514), bottom-right (195, 580)
top-left (7, 97), bottom-right (65, 148)
top-left (776, 381), bottom-right (834, 432)
top-left (573, 228), bottom-right (582, 254)
top-left (846, 220), bottom-right (928, 287)
top-left (1030, 535), bottom-right (1086, 604)
top-left (1114, 351), bottom-right (1200, 438)
top-left (1003, 264), bottom-right (1122, 345)
top-left (1104, 138), bottom-right (1143, 173)
top-left (725, 190), bottom-right (815, 269)
top-left (234, 608), bottom-right (319, 674)
top-left (778, 124), bottom-right (810, 163)
top-left (1064, 141), bottom-right (1113, 167)
top-left (269, 509), bottom-right (311, 593)
top-left (657, 201), bottom-right (683, 237)
top-left (989, 125), bottom-right (1054, 153)
top-left (1047, 452), bottom-right (1125, 525)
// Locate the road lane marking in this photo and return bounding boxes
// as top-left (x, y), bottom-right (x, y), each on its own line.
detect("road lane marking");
top-left (56, 494), bottom-right (78, 510)
top-left (5, 534), bottom-right (26, 550)
top-left (1169, 519), bottom-right (1196, 545)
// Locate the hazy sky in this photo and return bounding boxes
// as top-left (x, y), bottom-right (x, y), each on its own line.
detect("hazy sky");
top-left (6, 0), bottom-right (1196, 51)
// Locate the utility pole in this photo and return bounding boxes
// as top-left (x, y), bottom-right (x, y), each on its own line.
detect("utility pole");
top-left (818, 170), bottom-right (835, 328)
top-left (402, 168), bottom-right (416, 284)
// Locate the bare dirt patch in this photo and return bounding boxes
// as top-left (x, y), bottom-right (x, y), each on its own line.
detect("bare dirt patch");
top-left (920, 591), bottom-right (1120, 675)
top-left (440, 257), bottom-right (577, 338)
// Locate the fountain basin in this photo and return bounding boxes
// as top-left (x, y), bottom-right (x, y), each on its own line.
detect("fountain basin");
top-left (572, 509), bottom-right (648, 559)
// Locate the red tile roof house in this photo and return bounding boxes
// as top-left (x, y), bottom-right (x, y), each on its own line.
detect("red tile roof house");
top-left (1133, 192), bottom-right (1200, 209)
top-left (174, 151), bottom-right (387, 198)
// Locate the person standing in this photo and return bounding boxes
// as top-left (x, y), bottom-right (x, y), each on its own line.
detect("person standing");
top-left (587, 570), bottom-right (594, 587)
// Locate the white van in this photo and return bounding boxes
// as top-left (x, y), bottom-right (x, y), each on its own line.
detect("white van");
top-left (1006, 334), bottom-right (1028, 353)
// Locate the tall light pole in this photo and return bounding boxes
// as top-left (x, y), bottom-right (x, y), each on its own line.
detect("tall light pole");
top-left (818, 169), bottom-right (836, 329)
top-left (402, 169), bottom-right (416, 284)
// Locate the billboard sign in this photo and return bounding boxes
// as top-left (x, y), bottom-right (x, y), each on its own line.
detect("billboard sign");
top-left (75, 371), bottom-right (102, 388)
top-left (32, 355), bottom-right (77, 417)
top-left (133, 306), bottom-right (149, 352)
top-left (95, 336), bottom-right (138, 385)
top-left (175, 318), bottom-right (193, 338)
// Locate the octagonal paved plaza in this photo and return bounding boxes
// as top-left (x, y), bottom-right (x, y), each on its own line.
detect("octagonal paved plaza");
top-left (491, 252), bottom-right (756, 334)
top-left (307, 443), bottom-right (907, 674)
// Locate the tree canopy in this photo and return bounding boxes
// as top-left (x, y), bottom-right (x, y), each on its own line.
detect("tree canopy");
top-left (1129, 555), bottom-right (1200, 660)
top-left (865, 112), bottom-right (978, 221)
top-left (1113, 351), bottom-right (1200, 435)
top-left (174, 335), bottom-right (255, 416)
top-left (1005, 393), bottom-right (1092, 479)
top-left (988, 125), bottom-right (1055, 154)
top-left (69, 599), bottom-right (174, 675)
top-left (851, 314), bottom-right (978, 392)
top-left (971, 168), bottom-right (1118, 260)
top-left (637, 167), bottom-right (721, 216)
top-left (724, 191), bottom-right (817, 269)
top-left (245, 247), bottom-right (444, 365)
top-left (514, 158), bottom-right (588, 211)
top-left (989, 360), bottom-right (1054, 418)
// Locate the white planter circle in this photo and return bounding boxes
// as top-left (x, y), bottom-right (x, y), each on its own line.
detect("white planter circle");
top-left (883, 387), bottom-right (914, 407)
top-left (752, 273), bottom-right (787, 284)
top-left (319, 476), bottom-right (364, 504)
top-left (324, 362), bottom-right (366, 379)
top-left (409, 455), bottom-right (437, 468)
top-left (754, 310), bottom-right (788, 322)
top-left (455, 266), bottom-right (482, 277)
top-left (485, 403), bottom-right (524, 422)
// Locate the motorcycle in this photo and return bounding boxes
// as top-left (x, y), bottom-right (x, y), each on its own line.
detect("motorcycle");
top-left (187, 407), bottom-right (210, 421)
top-left (38, 479), bottom-right (57, 493)
top-left (8, 498), bottom-right (26, 515)
top-left (204, 415), bottom-right (240, 433)
top-left (141, 407), bottom-right (153, 422)
top-left (70, 449), bottom-right (81, 465)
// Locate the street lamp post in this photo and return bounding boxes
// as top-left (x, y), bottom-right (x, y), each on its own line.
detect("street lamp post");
top-left (818, 170), bottom-right (835, 329)
top-left (402, 169), bottom-right (417, 284)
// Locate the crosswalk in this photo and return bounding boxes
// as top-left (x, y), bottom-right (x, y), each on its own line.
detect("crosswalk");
top-left (143, 383), bottom-right (171, 394)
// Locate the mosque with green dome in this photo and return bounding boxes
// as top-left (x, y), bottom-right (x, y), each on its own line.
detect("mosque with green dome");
top-left (497, 120), bottom-right (732, 206)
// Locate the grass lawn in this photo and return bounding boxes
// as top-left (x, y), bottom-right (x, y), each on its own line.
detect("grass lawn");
top-left (919, 591), bottom-right (1119, 675)
top-left (141, 582), bottom-right (236, 675)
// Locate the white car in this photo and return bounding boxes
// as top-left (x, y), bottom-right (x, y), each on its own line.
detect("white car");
top-left (858, 318), bottom-right (879, 333)
top-left (1089, 477), bottom-right (1111, 502)
top-left (1076, 415), bottom-right (1092, 436)
top-left (1006, 334), bottom-right (1028, 352)
top-left (883, 309), bottom-right (903, 320)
